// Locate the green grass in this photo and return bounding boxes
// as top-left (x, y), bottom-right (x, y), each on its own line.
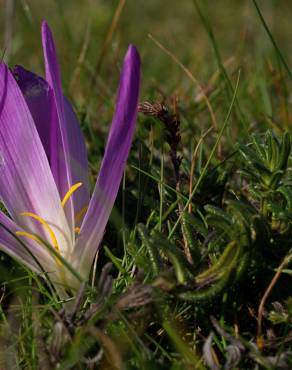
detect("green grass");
top-left (0, 0), bottom-right (292, 369)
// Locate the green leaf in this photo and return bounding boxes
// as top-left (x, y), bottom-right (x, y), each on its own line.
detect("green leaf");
top-left (278, 186), bottom-right (292, 211)
top-left (181, 212), bottom-right (203, 265)
top-left (137, 224), bottom-right (162, 276)
top-left (252, 134), bottom-right (267, 163)
top-left (278, 132), bottom-right (291, 170)
top-left (179, 241), bottom-right (241, 302)
top-left (205, 205), bottom-right (232, 224)
top-left (151, 231), bottom-right (194, 283)
top-left (268, 170), bottom-right (284, 190)
top-left (195, 241), bottom-right (240, 284)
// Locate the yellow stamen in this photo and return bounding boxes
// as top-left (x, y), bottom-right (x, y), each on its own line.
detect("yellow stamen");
top-left (15, 230), bottom-right (62, 267)
top-left (74, 227), bottom-right (81, 234)
top-left (20, 212), bottom-right (60, 253)
top-left (75, 206), bottom-right (88, 225)
top-left (61, 182), bottom-right (82, 207)
top-left (16, 231), bottom-right (42, 244)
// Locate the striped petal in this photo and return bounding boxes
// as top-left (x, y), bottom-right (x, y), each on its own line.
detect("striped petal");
top-left (42, 21), bottom-right (87, 231)
top-left (63, 97), bottom-right (90, 220)
top-left (0, 211), bottom-right (43, 273)
top-left (0, 64), bottom-right (71, 255)
top-left (74, 45), bottom-right (140, 276)
top-left (13, 65), bottom-right (52, 158)
top-left (13, 66), bottom-right (90, 221)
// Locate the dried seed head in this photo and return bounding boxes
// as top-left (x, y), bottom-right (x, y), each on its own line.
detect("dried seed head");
top-left (138, 101), bottom-right (167, 117)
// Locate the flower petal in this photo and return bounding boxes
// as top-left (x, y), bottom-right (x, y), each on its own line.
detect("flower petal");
top-left (63, 97), bottom-right (90, 220)
top-left (0, 211), bottom-right (43, 273)
top-left (0, 213), bottom-right (75, 299)
top-left (42, 21), bottom-right (86, 230)
top-left (13, 66), bottom-right (90, 220)
top-left (0, 64), bottom-right (71, 255)
top-left (74, 45), bottom-right (140, 276)
top-left (13, 65), bottom-right (52, 159)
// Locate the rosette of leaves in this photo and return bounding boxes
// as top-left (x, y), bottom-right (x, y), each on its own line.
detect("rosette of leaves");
top-left (136, 131), bottom-right (291, 305)
top-left (239, 131), bottom-right (292, 233)
top-left (137, 199), bottom-right (253, 303)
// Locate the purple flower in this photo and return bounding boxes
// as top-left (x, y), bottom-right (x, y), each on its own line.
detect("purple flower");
top-left (0, 21), bottom-right (140, 297)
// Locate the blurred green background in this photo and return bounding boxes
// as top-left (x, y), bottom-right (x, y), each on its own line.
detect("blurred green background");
top-left (0, 0), bottom-right (292, 142)
top-left (1, 0), bottom-right (291, 93)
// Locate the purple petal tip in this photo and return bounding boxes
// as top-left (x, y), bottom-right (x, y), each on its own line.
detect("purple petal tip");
top-left (41, 20), bottom-right (49, 32)
top-left (12, 65), bottom-right (49, 96)
top-left (41, 21), bottom-right (54, 47)
top-left (125, 45), bottom-right (140, 64)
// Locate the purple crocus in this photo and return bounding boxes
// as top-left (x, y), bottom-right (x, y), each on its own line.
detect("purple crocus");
top-left (0, 21), bottom-right (140, 297)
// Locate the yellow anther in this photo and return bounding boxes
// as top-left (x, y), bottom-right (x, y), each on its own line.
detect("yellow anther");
top-left (61, 182), bottom-right (82, 208)
top-left (16, 231), bottom-right (42, 244)
top-left (74, 227), bottom-right (81, 234)
top-left (20, 212), bottom-right (60, 253)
